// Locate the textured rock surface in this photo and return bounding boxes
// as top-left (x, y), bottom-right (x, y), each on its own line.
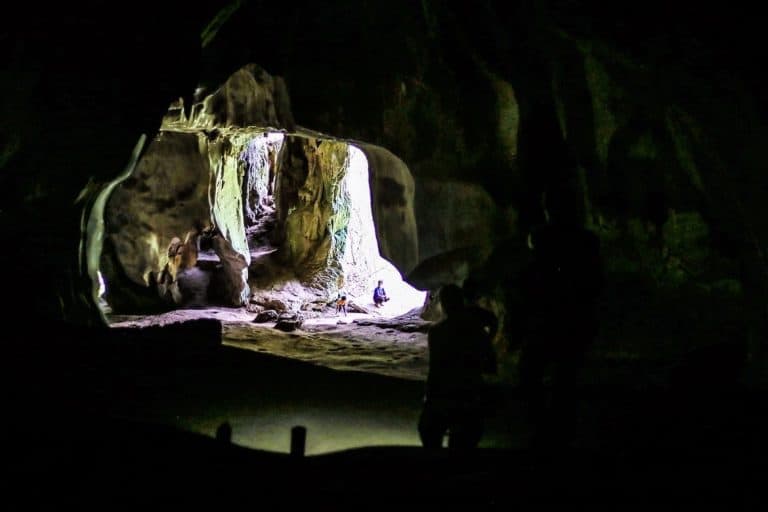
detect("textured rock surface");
top-left (186, 64), bottom-right (295, 130)
top-left (103, 87), bottom-right (419, 312)
top-left (409, 179), bottom-right (503, 289)
top-left (274, 311), bottom-right (304, 332)
top-left (279, 138), bottom-right (348, 278)
top-left (253, 310), bottom-right (278, 323)
top-left (103, 128), bottom-right (253, 309)
top-left (241, 133), bottom-right (283, 225)
top-left (103, 63), bottom-right (302, 311)
top-left (211, 234), bottom-right (250, 306)
top-left (104, 131), bottom-right (211, 288)
top-left (358, 143), bottom-right (419, 276)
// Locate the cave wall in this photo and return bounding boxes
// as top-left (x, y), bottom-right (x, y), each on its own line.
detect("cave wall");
top-left (187, 63), bottom-right (295, 131)
top-left (101, 65), bottom-right (421, 310)
top-left (104, 131), bottom-right (211, 289)
top-left (278, 138), bottom-right (348, 280)
top-left (103, 127), bottom-right (258, 310)
top-left (241, 134), bottom-right (283, 226)
top-left (101, 62), bottom-right (302, 311)
top-left (4, 1), bottom-right (767, 380)
top-left (357, 144), bottom-right (419, 277)
top-left (2, 2), bottom-right (224, 325)
top-left (188, 0), bottom-right (768, 371)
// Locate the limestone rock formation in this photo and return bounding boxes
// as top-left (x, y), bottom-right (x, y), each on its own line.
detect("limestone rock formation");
top-left (206, 237), bottom-right (244, 306)
top-left (253, 310), bottom-right (279, 323)
top-left (279, 138), bottom-right (349, 278)
top-left (187, 64), bottom-right (295, 130)
top-left (104, 131), bottom-right (211, 289)
top-left (274, 311), bottom-right (304, 332)
top-left (358, 144), bottom-right (419, 277)
top-left (103, 51), bottom-right (437, 314)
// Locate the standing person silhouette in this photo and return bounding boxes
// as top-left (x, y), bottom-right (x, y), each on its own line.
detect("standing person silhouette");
top-left (418, 284), bottom-right (498, 450)
top-left (518, 183), bottom-right (603, 450)
top-left (335, 294), bottom-right (348, 316)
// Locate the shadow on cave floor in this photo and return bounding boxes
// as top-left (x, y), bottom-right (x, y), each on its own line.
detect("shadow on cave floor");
top-left (9, 319), bottom-right (766, 507)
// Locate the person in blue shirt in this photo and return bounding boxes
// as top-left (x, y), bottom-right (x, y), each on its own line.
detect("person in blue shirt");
top-left (373, 280), bottom-right (390, 307)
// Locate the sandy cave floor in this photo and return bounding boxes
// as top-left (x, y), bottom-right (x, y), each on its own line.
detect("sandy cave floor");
top-left (108, 305), bottom-right (430, 381)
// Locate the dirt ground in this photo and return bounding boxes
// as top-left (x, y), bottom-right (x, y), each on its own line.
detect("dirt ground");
top-left (108, 306), bottom-right (431, 381)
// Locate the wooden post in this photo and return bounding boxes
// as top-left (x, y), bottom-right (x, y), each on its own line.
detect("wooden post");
top-left (290, 425), bottom-right (306, 457)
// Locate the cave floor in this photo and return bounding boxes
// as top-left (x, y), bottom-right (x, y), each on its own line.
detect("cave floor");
top-left (108, 306), bottom-right (430, 381)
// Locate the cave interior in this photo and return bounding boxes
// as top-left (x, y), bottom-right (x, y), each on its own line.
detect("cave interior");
top-left (3, 0), bottom-right (767, 506)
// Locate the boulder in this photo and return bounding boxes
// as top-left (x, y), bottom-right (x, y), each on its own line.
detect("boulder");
top-left (246, 303), bottom-right (264, 314)
top-left (274, 311), bottom-right (304, 332)
top-left (253, 310), bottom-right (279, 323)
top-left (264, 299), bottom-right (288, 312)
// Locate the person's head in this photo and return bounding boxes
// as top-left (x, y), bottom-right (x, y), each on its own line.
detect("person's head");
top-left (439, 284), bottom-right (464, 317)
top-left (462, 276), bottom-right (483, 303)
top-left (377, 280), bottom-right (383, 287)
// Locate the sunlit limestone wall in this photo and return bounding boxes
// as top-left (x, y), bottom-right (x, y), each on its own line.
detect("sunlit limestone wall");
top-left (357, 144), bottom-right (420, 277)
top-left (337, 145), bottom-right (380, 296)
top-left (101, 62), bottom-right (298, 312)
top-left (342, 146), bottom-right (427, 309)
top-left (102, 63), bottom-right (426, 313)
top-left (275, 138), bottom-right (422, 303)
top-left (279, 139), bottom-right (350, 286)
top-left (206, 131), bottom-right (253, 305)
top-left (102, 127), bottom-right (274, 310)
top-left (104, 131), bottom-right (212, 292)
top-left (183, 64), bottom-right (295, 131)
top-left (242, 133), bottom-right (284, 225)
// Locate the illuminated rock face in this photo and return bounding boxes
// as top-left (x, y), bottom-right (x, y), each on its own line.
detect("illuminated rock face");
top-left (102, 64), bottom-right (298, 310)
top-left (277, 138), bottom-right (349, 280)
top-left (101, 65), bottom-right (423, 311)
top-left (104, 131), bottom-right (211, 289)
top-left (358, 144), bottom-right (420, 278)
top-left (273, 139), bottom-right (410, 298)
top-left (165, 63), bottom-right (295, 131)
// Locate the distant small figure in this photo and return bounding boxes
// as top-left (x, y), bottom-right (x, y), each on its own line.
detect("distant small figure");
top-left (373, 280), bottom-right (390, 308)
top-left (336, 294), bottom-right (348, 316)
top-left (418, 284), bottom-right (498, 450)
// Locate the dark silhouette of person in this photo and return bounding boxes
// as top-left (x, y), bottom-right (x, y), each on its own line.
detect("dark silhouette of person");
top-left (517, 183), bottom-right (603, 450)
top-left (419, 284), bottom-right (498, 450)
